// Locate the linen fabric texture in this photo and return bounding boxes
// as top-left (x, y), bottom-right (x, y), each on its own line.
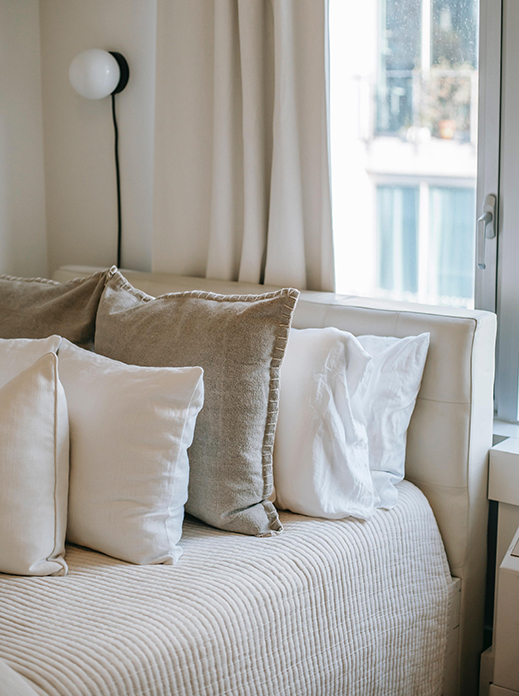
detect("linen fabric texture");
top-left (0, 270), bottom-right (107, 348)
top-left (274, 328), bottom-right (429, 519)
top-left (94, 268), bottom-right (299, 536)
top-left (57, 339), bottom-right (204, 565)
top-left (0, 339), bottom-right (68, 576)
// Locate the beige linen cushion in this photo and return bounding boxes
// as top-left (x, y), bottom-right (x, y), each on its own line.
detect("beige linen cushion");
top-left (57, 339), bottom-right (204, 565)
top-left (0, 351), bottom-right (69, 576)
top-left (95, 268), bottom-right (299, 536)
top-left (0, 270), bottom-right (107, 347)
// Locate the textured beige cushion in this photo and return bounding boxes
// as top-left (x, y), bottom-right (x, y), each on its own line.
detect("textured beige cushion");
top-left (0, 352), bottom-right (69, 576)
top-left (57, 339), bottom-right (204, 565)
top-left (0, 270), bottom-right (107, 348)
top-left (95, 268), bottom-right (299, 536)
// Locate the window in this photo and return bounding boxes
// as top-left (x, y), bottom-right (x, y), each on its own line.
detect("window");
top-left (330, 0), bottom-right (478, 308)
top-left (330, 0), bottom-right (519, 420)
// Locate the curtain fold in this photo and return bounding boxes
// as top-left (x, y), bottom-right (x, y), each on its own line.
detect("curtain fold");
top-left (153, 0), bottom-right (334, 291)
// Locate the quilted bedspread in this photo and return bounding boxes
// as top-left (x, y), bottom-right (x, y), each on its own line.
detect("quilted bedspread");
top-left (0, 481), bottom-right (452, 696)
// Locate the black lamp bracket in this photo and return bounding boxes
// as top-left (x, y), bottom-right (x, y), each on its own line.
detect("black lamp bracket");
top-left (109, 52), bottom-right (130, 94)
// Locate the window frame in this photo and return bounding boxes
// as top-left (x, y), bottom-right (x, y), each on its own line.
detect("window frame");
top-left (474, 0), bottom-right (501, 318)
top-left (492, 0), bottom-right (519, 423)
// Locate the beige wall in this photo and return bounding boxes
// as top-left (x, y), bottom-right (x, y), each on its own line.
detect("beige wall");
top-left (40, 0), bottom-right (157, 274)
top-left (0, 0), bottom-right (47, 277)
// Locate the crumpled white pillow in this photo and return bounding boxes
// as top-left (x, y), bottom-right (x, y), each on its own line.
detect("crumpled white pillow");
top-left (273, 327), bottom-right (376, 520)
top-left (357, 333), bottom-right (430, 509)
top-left (273, 328), bottom-right (430, 519)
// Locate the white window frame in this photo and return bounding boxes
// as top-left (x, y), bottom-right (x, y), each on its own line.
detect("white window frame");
top-left (491, 0), bottom-right (519, 423)
top-left (475, 0), bottom-right (501, 318)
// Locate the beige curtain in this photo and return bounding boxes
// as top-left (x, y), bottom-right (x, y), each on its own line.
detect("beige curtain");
top-left (153, 0), bottom-right (334, 291)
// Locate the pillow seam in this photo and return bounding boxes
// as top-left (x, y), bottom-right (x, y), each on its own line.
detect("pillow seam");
top-left (163, 370), bottom-right (203, 556)
top-left (261, 295), bottom-right (299, 533)
top-left (50, 354), bottom-right (65, 574)
top-left (107, 267), bottom-right (299, 305)
top-left (0, 269), bottom-right (106, 287)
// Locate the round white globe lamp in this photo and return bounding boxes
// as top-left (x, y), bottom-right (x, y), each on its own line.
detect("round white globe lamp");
top-left (69, 49), bottom-right (129, 100)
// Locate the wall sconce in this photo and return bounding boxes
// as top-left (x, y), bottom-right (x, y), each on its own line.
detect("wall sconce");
top-left (69, 49), bottom-right (130, 267)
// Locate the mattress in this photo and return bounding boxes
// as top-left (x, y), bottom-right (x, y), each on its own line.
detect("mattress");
top-left (0, 481), bottom-right (452, 696)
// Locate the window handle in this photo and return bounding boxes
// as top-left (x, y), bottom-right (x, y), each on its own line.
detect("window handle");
top-left (477, 194), bottom-right (496, 270)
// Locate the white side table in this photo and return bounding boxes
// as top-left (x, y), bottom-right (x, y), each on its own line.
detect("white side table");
top-left (489, 527), bottom-right (519, 695)
top-left (489, 438), bottom-right (519, 569)
top-left (481, 440), bottom-right (519, 696)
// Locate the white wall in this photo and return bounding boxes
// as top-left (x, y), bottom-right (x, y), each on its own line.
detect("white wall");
top-left (40, 0), bottom-right (156, 274)
top-left (0, 0), bottom-right (47, 277)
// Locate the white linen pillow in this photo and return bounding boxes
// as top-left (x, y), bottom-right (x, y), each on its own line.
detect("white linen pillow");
top-left (273, 328), bottom-right (430, 519)
top-left (0, 335), bottom-right (63, 388)
top-left (56, 339), bottom-right (204, 565)
top-left (357, 333), bottom-right (430, 509)
top-left (0, 352), bottom-right (69, 576)
top-left (273, 327), bottom-right (376, 519)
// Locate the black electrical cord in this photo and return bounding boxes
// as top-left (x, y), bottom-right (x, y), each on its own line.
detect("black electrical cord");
top-left (111, 93), bottom-right (122, 268)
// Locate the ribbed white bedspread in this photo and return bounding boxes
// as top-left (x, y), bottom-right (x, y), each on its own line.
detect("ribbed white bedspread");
top-left (0, 481), bottom-right (452, 696)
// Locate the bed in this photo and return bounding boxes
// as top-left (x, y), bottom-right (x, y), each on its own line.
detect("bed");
top-left (0, 266), bottom-right (496, 696)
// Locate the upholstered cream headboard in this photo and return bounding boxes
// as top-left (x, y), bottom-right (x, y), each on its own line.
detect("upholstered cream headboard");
top-left (54, 265), bottom-right (497, 695)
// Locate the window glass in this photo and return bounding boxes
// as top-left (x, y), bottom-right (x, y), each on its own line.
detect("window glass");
top-left (330, 0), bottom-right (478, 308)
top-left (377, 186), bottom-right (419, 294)
top-left (376, 0), bottom-right (421, 134)
top-left (432, 0), bottom-right (478, 67)
top-left (430, 186), bottom-right (475, 301)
